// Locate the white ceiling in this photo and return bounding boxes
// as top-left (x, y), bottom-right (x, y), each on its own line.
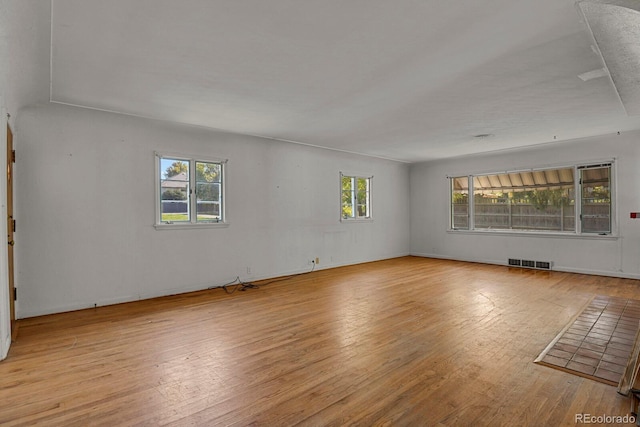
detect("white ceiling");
top-left (50, 0), bottom-right (640, 163)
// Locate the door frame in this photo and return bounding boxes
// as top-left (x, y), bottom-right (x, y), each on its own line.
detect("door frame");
top-left (6, 123), bottom-right (15, 339)
top-left (0, 106), bottom-right (11, 360)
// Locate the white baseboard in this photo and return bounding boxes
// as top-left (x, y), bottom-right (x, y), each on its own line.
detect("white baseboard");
top-left (410, 252), bottom-right (640, 280)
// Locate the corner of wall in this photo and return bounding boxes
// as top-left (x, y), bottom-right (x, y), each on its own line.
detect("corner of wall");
top-left (0, 104), bottom-right (10, 360)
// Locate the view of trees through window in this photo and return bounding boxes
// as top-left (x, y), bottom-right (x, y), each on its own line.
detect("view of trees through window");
top-left (159, 157), bottom-right (222, 223)
top-left (451, 164), bottom-right (611, 234)
top-left (342, 175), bottom-right (371, 220)
top-left (473, 186), bottom-right (575, 232)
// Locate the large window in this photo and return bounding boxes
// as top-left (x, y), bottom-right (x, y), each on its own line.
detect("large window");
top-left (341, 173), bottom-right (371, 220)
top-left (450, 162), bottom-right (613, 235)
top-left (156, 154), bottom-right (225, 226)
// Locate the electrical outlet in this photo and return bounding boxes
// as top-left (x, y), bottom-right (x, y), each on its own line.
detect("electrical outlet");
top-left (315, 257), bottom-right (320, 265)
top-left (246, 266), bottom-right (251, 275)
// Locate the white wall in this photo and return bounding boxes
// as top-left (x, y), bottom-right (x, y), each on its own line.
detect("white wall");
top-left (14, 103), bottom-right (410, 317)
top-left (0, 107), bottom-right (9, 360)
top-left (410, 132), bottom-right (640, 279)
top-left (0, 0), bottom-right (51, 112)
top-left (0, 0), bottom-right (51, 358)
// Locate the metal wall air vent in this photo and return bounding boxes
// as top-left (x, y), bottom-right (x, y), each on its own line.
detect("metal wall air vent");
top-left (508, 258), bottom-right (552, 270)
top-left (535, 261), bottom-right (552, 270)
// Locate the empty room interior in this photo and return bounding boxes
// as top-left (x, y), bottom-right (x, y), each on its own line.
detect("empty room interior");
top-left (3, 0), bottom-right (640, 425)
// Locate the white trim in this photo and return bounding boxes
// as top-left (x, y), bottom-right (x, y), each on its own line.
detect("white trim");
top-left (340, 171), bottom-right (374, 180)
top-left (410, 253), bottom-right (640, 280)
top-left (575, 166), bottom-right (583, 234)
top-left (611, 161), bottom-right (619, 236)
top-left (0, 105), bottom-right (10, 360)
top-left (154, 150), bottom-right (228, 165)
top-left (467, 175), bottom-right (474, 230)
top-left (49, 0), bottom-right (54, 102)
top-left (154, 222), bottom-right (230, 230)
top-left (446, 229), bottom-right (618, 240)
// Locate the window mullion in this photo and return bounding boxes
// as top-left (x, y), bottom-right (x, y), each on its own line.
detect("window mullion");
top-left (575, 167), bottom-right (582, 234)
top-left (366, 178), bottom-right (371, 218)
top-left (468, 175), bottom-right (475, 230)
top-left (351, 177), bottom-right (357, 218)
top-left (219, 163), bottom-right (224, 223)
top-left (189, 160), bottom-right (196, 223)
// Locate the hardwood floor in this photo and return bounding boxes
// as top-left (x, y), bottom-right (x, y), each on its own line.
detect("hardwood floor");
top-left (1, 256), bottom-right (639, 426)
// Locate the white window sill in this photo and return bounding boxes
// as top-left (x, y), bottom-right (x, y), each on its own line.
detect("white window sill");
top-left (447, 229), bottom-right (618, 240)
top-left (341, 218), bottom-right (374, 223)
top-left (154, 222), bottom-right (230, 230)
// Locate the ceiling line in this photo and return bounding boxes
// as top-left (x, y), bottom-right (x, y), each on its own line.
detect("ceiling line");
top-left (576, 0), bottom-right (628, 115)
top-left (49, 100), bottom-right (410, 164)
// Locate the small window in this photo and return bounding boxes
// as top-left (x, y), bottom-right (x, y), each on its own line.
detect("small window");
top-left (157, 154), bottom-right (225, 226)
top-left (341, 173), bottom-right (371, 220)
top-left (451, 176), bottom-right (469, 230)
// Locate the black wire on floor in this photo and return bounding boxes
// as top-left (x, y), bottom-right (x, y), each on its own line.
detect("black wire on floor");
top-left (209, 261), bottom-right (317, 294)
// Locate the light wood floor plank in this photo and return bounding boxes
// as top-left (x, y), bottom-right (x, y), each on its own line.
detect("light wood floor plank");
top-left (1, 256), bottom-right (638, 426)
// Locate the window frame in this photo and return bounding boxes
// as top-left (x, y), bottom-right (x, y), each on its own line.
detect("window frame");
top-left (340, 172), bottom-right (373, 222)
top-left (450, 176), bottom-right (471, 231)
top-left (578, 163), bottom-right (613, 235)
top-left (155, 152), bottom-right (228, 229)
top-left (448, 161), bottom-right (615, 237)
